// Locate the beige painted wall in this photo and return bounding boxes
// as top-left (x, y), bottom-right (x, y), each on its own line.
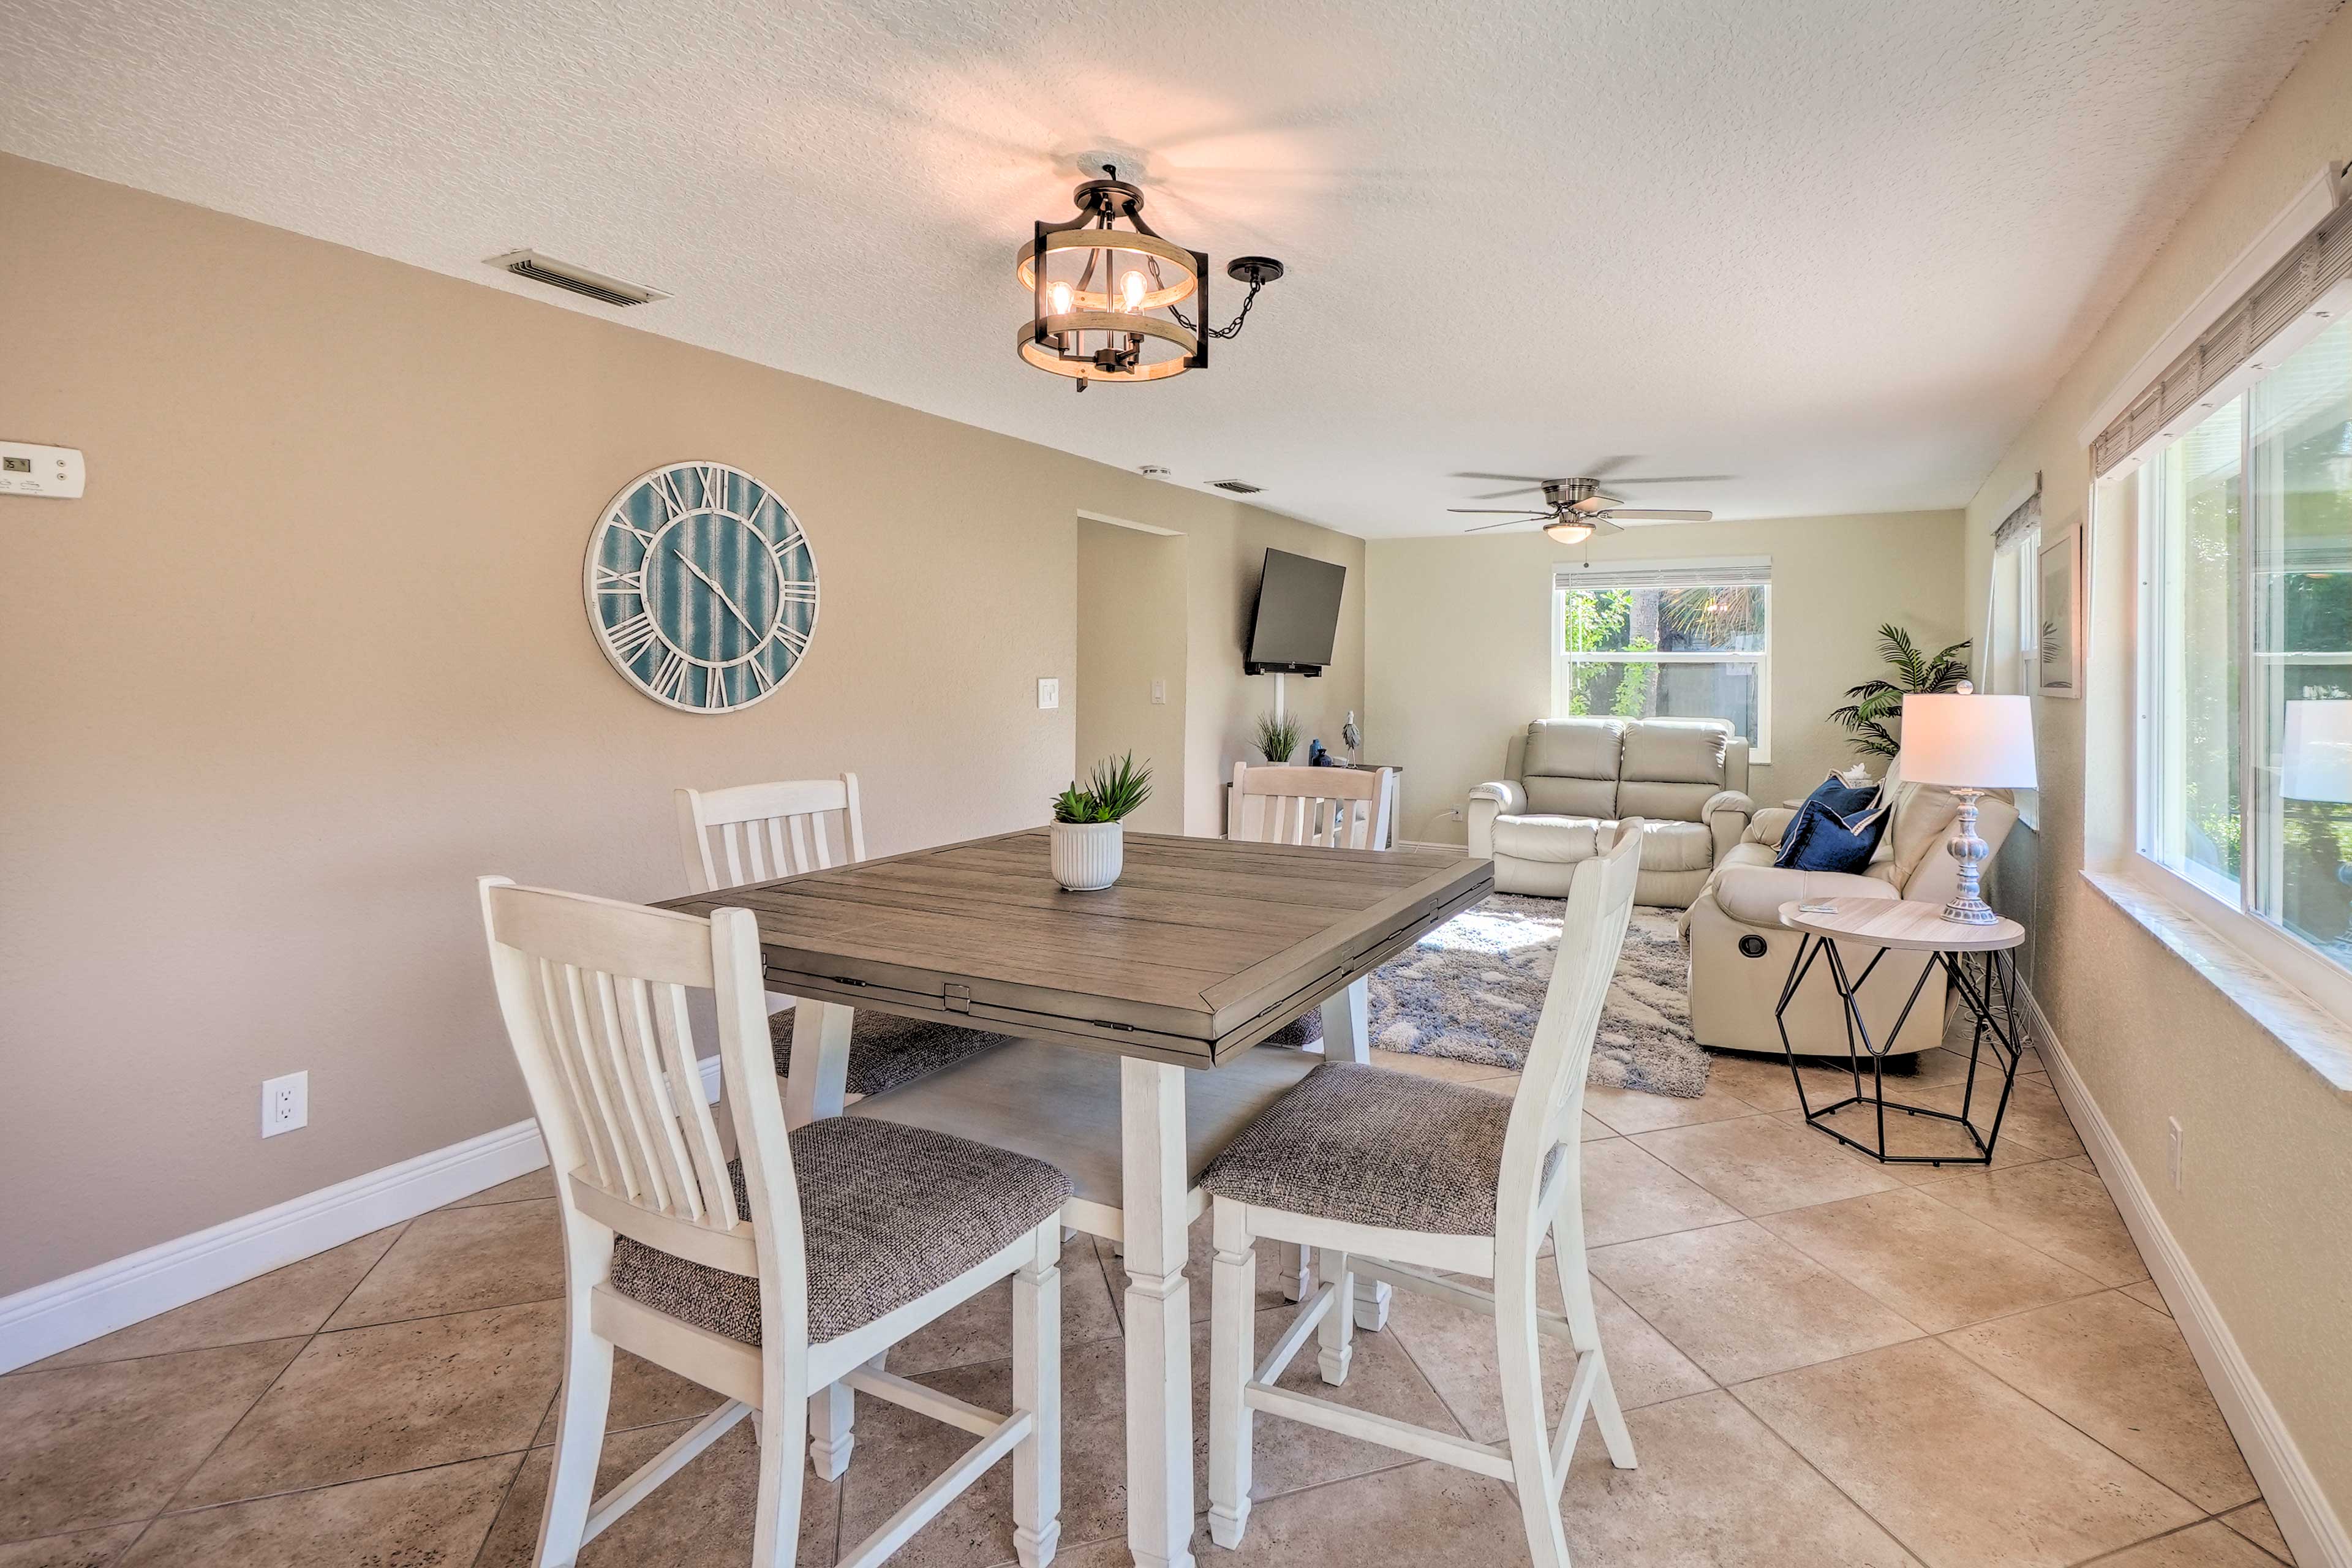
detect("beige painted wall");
top-left (1365, 513), bottom-right (1967, 845)
top-left (1076, 519), bottom-right (1188, 835)
top-left (0, 154), bottom-right (1362, 1294)
top-left (1956, 4), bottom-right (2352, 1525)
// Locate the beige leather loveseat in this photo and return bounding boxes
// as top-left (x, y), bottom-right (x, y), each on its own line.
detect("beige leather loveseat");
top-left (1679, 761), bottom-right (2018, 1057)
top-left (1467, 718), bottom-right (1753, 907)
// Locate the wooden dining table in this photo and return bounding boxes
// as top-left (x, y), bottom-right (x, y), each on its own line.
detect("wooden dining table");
top-left (664, 826), bottom-right (1489, 1568)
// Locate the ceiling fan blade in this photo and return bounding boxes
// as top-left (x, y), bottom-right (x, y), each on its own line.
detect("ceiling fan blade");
top-left (1447, 507), bottom-right (1548, 514)
top-left (1450, 472), bottom-right (1554, 484)
top-left (1566, 492), bottom-right (1625, 514)
top-left (1588, 517), bottom-right (1625, 537)
top-left (1579, 455), bottom-right (1641, 480)
top-left (1463, 518), bottom-right (1538, 533)
top-left (1602, 508), bottom-right (1713, 523)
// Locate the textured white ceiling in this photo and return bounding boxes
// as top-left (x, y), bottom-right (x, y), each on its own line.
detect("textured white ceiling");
top-left (2, 0), bottom-right (2338, 535)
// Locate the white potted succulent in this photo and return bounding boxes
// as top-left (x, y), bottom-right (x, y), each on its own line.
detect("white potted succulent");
top-left (1049, 752), bottom-right (1153, 891)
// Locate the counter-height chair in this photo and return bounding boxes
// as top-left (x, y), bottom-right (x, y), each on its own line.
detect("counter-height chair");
top-left (478, 877), bottom-right (1072, 1568)
top-left (676, 774), bottom-right (1008, 1122)
top-left (1198, 826), bottom-right (1645, 1568)
top-left (1228, 761), bottom-right (1395, 852)
top-left (1230, 761), bottom-right (1400, 1321)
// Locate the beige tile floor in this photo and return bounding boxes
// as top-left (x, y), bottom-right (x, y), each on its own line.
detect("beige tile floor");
top-left (0, 1039), bottom-right (2296, 1568)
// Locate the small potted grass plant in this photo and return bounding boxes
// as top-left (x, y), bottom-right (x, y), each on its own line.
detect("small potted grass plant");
top-left (1050, 752), bottom-right (1153, 891)
top-left (1254, 711), bottom-right (1302, 764)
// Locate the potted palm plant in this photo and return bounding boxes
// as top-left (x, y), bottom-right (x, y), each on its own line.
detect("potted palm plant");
top-left (1050, 752), bottom-right (1153, 891)
top-left (1830, 624), bottom-right (1973, 761)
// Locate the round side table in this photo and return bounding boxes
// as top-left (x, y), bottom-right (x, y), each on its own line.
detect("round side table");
top-left (1774, 897), bottom-right (2026, 1166)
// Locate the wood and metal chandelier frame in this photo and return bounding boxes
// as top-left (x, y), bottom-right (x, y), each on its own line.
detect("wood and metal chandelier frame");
top-left (1016, 167), bottom-right (1284, 390)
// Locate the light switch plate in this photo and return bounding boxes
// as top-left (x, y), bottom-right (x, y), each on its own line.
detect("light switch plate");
top-left (1150, 679), bottom-right (1166, 704)
top-left (0, 442), bottom-right (85, 498)
top-left (1038, 677), bottom-right (1060, 710)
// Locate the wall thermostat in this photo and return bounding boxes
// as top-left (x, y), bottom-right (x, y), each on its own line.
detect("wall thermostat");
top-left (0, 442), bottom-right (85, 498)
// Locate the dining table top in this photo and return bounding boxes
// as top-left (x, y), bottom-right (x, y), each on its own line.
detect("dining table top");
top-left (659, 827), bottom-right (1491, 1066)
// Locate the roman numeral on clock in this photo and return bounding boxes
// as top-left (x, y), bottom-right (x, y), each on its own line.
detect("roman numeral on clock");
top-left (592, 566), bottom-right (646, 595)
top-left (652, 650), bottom-right (693, 703)
top-left (606, 612), bottom-right (660, 662)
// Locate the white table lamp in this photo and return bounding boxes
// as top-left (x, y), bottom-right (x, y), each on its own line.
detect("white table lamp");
top-left (1899, 682), bottom-right (2038, 924)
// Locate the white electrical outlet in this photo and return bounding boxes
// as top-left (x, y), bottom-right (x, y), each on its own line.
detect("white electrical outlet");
top-left (263, 1071), bottom-right (309, 1137)
top-left (1150, 679), bottom-right (1166, 704)
top-left (1037, 677), bottom-right (1060, 710)
top-left (2166, 1115), bottom-right (2183, 1191)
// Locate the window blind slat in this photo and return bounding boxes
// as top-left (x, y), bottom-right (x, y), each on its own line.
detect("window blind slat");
top-left (2093, 189), bottom-right (2352, 477)
top-left (1552, 557), bottom-right (1770, 593)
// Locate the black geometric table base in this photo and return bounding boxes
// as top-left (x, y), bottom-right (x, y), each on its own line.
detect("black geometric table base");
top-left (1773, 932), bottom-right (2026, 1166)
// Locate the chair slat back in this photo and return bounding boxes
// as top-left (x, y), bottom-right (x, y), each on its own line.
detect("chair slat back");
top-left (1229, 763), bottom-right (1393, 850)
top-left (676, 773), bottom-right (867, 894)
top-left (1498, 823), bottom-right (1644, 1223)
top-left (479, 880), bottom-right (799, 1282)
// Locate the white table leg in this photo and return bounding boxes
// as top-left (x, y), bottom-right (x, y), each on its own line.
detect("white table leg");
top-left (1120, 1058), bottom-right (1196, 1568)
top-left (1318, 976), bottom-right (1370, 1063)
top-left (782, 998), bottom-right (853, 1129)
top-left (1316, 978), bottom-right (1390, 1331)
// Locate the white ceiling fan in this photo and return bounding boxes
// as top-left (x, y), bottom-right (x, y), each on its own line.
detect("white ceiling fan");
top-left (1449, 461), bottom-right (1725, 542)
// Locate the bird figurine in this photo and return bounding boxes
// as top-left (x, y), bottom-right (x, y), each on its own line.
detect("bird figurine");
top-left (1341, 711), bottom-right (1361, 762)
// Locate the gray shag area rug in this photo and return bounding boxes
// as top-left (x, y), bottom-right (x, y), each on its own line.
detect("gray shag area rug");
top-left (1276, 894), bottom-right (1713, 1099)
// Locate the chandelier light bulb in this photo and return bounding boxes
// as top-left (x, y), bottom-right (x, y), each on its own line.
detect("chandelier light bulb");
top-left (1049, 280), bottom-right (1074, 317)
top-left (1120, 268), bottom-right (1148, 311)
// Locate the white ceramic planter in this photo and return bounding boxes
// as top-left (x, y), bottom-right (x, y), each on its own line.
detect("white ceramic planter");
top-left (1050, 820), bottom-right (1125, 891)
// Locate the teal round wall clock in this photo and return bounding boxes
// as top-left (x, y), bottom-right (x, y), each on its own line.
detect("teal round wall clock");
top-left (584, 461), bottom-right (819, 712)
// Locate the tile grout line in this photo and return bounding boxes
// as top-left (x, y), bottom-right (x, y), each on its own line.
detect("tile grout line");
top-left (100, 1218), bottom-right (413, 1562)
top-left (470, 1382), bottom-right (567, 1568)
top-left (1719, 1327), bottom-right (2217, 1555)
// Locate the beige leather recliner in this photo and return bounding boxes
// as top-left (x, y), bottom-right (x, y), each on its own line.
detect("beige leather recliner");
top-left (1679, 763), bottom-right (2018, 1057)
top-left (1467, 718), bottom-right (1753, 907)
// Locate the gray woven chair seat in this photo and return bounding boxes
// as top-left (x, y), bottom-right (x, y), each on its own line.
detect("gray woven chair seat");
top-left (1199, 1062), bottom-right (1550, 1237)
top-left (607, 1117), bottom-right (1072, 1344)
top-left (770, 1006), bottom-right (1008, 1098)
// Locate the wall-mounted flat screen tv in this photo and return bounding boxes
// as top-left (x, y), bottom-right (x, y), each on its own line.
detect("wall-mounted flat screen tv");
top-left (1245, 549), bottom-right (1346, 676)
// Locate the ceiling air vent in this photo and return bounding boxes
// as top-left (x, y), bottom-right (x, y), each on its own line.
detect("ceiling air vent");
top-left (1207, 479), bottom-right (1263, 494)
top-left (484, 250), bottom-right (669, 307)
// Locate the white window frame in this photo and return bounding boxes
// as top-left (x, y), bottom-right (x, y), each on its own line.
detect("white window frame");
top-left (2125, 282), bottom-right (2352, 1030)
top-left (1983, 504), bottom-right (2044, 830)
top-left (1551, 558), bottom-right (1772, 762)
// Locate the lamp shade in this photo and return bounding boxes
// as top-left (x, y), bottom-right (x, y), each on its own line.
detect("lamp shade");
top-left (2282, 699), bottom-right (2352, 804)
top-left (1899, 692), bottom-right (2037, 789)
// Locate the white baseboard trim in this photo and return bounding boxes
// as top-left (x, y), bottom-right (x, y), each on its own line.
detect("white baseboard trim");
top-left (1393, 838), bottom-right (1470, 854)
top-left (2019, 983), bottom-right (2350, 1568)
top-left (0, 1120), bottom-right (549, 1374)
top-left (0, 1055), bottom-right (733, 1376)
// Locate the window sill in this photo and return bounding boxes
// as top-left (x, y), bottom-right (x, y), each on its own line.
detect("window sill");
top-left (2080, 868), bottom-right (2352, 1099)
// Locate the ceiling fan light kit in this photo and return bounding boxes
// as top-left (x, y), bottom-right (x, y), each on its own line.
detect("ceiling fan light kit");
top-left (1017, 167), bottom-right (1284, 391)
top-left (1449, 475), bottom-right (1717, 538)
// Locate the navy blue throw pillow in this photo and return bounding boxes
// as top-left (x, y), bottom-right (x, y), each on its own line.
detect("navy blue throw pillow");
top-left (1774, 774), bottom-right (1888, 875)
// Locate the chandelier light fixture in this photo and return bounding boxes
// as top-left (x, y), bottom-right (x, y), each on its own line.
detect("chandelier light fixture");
top-left (1017, 165), bottom-right (1285, 391)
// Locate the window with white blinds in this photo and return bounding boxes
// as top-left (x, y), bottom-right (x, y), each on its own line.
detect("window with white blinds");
top-left (2092, 186), bottom-right (2352, 479)
top-left (1550, 558), bottom-right (1772, 760)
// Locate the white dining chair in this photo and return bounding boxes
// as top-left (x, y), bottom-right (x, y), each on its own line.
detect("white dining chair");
top-left (478, 876), bottom-right (1071, 1568)
top-left (676, 773), bottom-right (1008, 1110)
top-left (1229, 761), bottom-right (1399, 1319)
top-left (1198, 824), bottom-right (1645, 1568)
top-left (1227, 762), bottom-right (1395, 850)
